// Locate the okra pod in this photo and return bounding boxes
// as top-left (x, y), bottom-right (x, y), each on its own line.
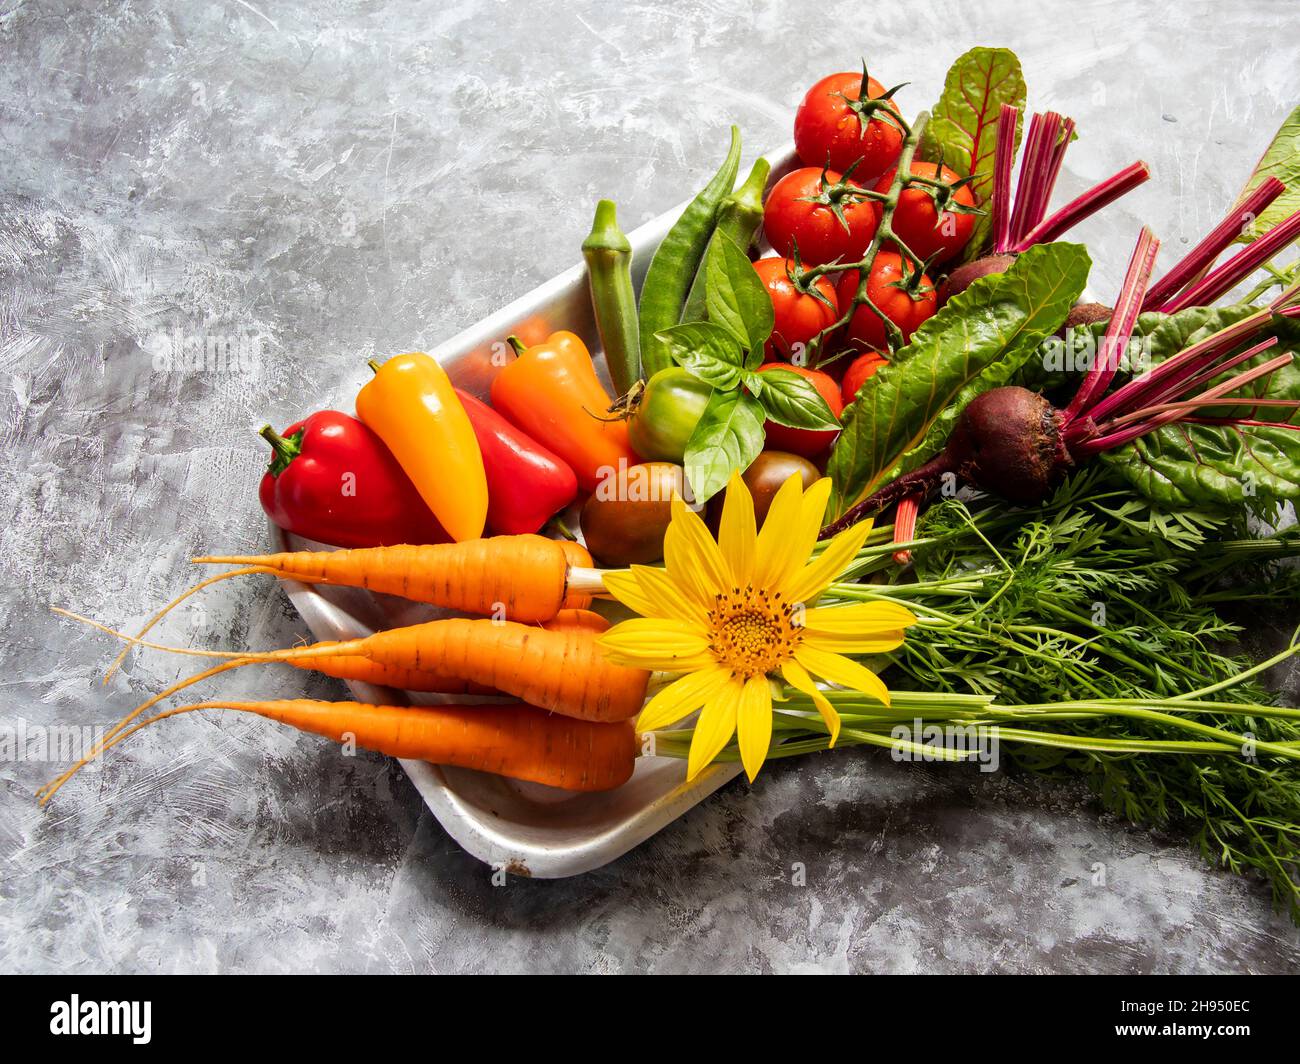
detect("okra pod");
top-left (637, 126), bottom-right (742, 377)
top-left (582, 199), bottom-right (641, 396)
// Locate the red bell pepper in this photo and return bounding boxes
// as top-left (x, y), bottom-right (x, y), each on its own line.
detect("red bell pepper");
top-left (259, 410), bottom-right (447, 548)
top-left (456, 390), bottom-right (578, 535)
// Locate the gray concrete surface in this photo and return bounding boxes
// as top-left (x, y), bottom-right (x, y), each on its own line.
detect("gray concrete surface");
top-left (3, 0), bottom-right (1300, 973)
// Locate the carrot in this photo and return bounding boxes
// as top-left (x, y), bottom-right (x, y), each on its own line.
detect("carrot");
top-left (38, 699), bottom-right (638, 804)
top-left (194, 535), bottom-right (595, 619)
top-left (45, 610), bottom-right (608, 801)
top-left (106, 536), bottom-right (602, 681)
top-left (58, 607), bottom-right (645, 722)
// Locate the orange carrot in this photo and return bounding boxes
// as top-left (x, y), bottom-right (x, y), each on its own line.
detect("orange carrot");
top-left (106, 537), bottom-right (600, 681)
top-left (38, 699), bottom-right (637, 804)
top-left (58, 607), bottom-right (646, 722)
top-left (195, 535), bottom-right (594, 619)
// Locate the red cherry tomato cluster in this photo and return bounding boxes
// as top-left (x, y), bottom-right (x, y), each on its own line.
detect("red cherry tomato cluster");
top-left (739, 66), bottom-right (981, 460)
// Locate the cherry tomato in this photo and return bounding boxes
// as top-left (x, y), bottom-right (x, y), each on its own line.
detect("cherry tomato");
top-left (580, 462), bottom-right (685, 566)
top-left (763, 167), bottom-right (880, 268)
top-left (836, 251), bottom-right (937, 353)
top-left (755, 363), bottom-right (843, 458)
top-left (627, 368), bottom-right (712, 463)
top-left (840, 351), bottom-right (888, 407)
top-left (794, 71), bottom-right (905, 181)
top-left (874, 161), bottom-right (977, 265)
top-left (752, 256), bottom-right (840, 362)
top-left (706, 450), bottom-right (821, 532)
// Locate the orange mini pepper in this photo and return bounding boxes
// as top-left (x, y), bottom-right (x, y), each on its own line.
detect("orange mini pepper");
top-left (357, 352), bottom-right (488, 542)
top-left (490, 331), bottom-right (640, 494)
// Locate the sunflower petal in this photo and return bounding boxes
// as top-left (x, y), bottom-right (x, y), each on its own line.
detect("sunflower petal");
top-left (752, 474), bottom-right (809, 589)
top-left (716, 471), bottom-right (756, 586)
top-left (601, 569), bottom-right (665, 620)
top-left (599, 618), bottom-right (714, 670)
top-left (803, 601), bottom-right (918, 634)
top-left (663, 496), bottom-right (731, 607)
top-left (802, 629), bottom-right (908, 654)
top-left (628, 564), bottom-right (709, 626)
top-left (735, 675), bottom-right (774, 782)
top-left (780, 658), bottom-right (841, 747)
top-left (795, 644), bottom-right (891, 706)
top-left (782, 518), bottom-right (873, 605)
top-left (637, 665), bottom-right (733, 732)
top-left (686, 677), bottom-right (743, 780)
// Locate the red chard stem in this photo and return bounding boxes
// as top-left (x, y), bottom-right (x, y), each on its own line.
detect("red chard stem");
top-left (1009, 112), bottom-right (1058, 244)
top-left (1140, 176), bottom-right (1286, 311)
top-left (1012, 160), bottom-right (1151, 252)
top-left (991, 104), bottom-right (1020, 254)
top-left (1076, 350), bottom-right (1293, 455)
top-left (1064, 226), bottom-right (1160, 424)
top-left (1083, 304), bottom-right (1279, 426)
top-left (1161, 208), bottom-right (1300, 313)
top-left (891, 494), bottom-right (921, 566)
top-left (1136, 335), bottom-right (1281, 414)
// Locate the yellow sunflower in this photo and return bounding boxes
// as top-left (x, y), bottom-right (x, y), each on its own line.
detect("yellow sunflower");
top-left (598, 471), bottom-right (917, 783)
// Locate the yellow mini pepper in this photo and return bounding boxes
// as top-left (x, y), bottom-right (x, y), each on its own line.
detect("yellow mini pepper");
top-left (357, 352), bottom-right (488, 542)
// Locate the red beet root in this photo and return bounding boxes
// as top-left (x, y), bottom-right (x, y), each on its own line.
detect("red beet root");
top-left (939, 254), bottom-right (1017, 306)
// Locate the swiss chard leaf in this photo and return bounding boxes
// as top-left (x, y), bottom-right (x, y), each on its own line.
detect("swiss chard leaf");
top-left (1233, 106), bottom-right (1300, 245)
top-left (1097, 305), bottom-right (1300, 510)
top-left (656, 322), bottom-right (746, 390)
top-left (684, 389), bottom-right (766, 503)
top-left (749, 367), bottom-right (839, 430)
top-left (704, 231), bottom-right (774, 355)
top-left (919, 46), bottom-right (1026, 262)
top-left (827, 241), bottom-right (1090, 517)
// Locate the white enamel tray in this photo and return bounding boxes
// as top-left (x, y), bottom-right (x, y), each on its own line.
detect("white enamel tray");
top-left (278, 144), bottom-right (802, 877)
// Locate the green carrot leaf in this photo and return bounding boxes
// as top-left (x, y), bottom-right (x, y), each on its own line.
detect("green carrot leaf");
top-left (827, 241), bottom-right (1090, 517)
top-left (919, 46), bottom-right (1027, 261)
top-left (684, 389), bottom-right (766, 503)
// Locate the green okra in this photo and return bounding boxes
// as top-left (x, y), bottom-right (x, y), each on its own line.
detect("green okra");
top-left (582, 199), bottom-right (640, 396)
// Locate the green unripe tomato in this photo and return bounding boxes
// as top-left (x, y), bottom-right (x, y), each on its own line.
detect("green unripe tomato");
top-left (627, 368), bottom-right (712, 462)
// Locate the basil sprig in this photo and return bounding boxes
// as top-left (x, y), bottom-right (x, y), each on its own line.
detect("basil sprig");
top-left (656, 233), bottom-right (838, 502)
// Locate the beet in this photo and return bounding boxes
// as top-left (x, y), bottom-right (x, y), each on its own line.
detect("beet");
top-left (938, 254), bottom-right (1017, 306)
top-left (821, 387), bottom-right (1072, 537)
top-left (945, 387), bottom-right (1072, 503)
top-left (1060, 301), bottom-right (1113, 334)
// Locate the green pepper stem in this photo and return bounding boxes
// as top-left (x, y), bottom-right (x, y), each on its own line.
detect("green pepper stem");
top-left (259, 424), bottom-right (302, 473)
top-left (506, 335), bottom-right (527, 356)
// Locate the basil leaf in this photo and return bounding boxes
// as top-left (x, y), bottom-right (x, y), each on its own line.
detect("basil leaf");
top-left (655, 322), bottom-right (746, 390)
top-left (1097, 305), bottom-right (1300, 510)
top-left (684, 389), bottom-right (766, 503)
top-left (919, 46), bottom-right (1026, 262)
top-left (1232, 105), bottom-right (1300, 246)
top-left (827, 241), bottom-right (1090, 517)
top-left (751, 367), bottom-right (840, 430)
top-left (704, 230), bottom-right (774, 354)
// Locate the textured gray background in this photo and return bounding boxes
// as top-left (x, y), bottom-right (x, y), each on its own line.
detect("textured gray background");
top-left (3, 0), bottom-right (1300, 973)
